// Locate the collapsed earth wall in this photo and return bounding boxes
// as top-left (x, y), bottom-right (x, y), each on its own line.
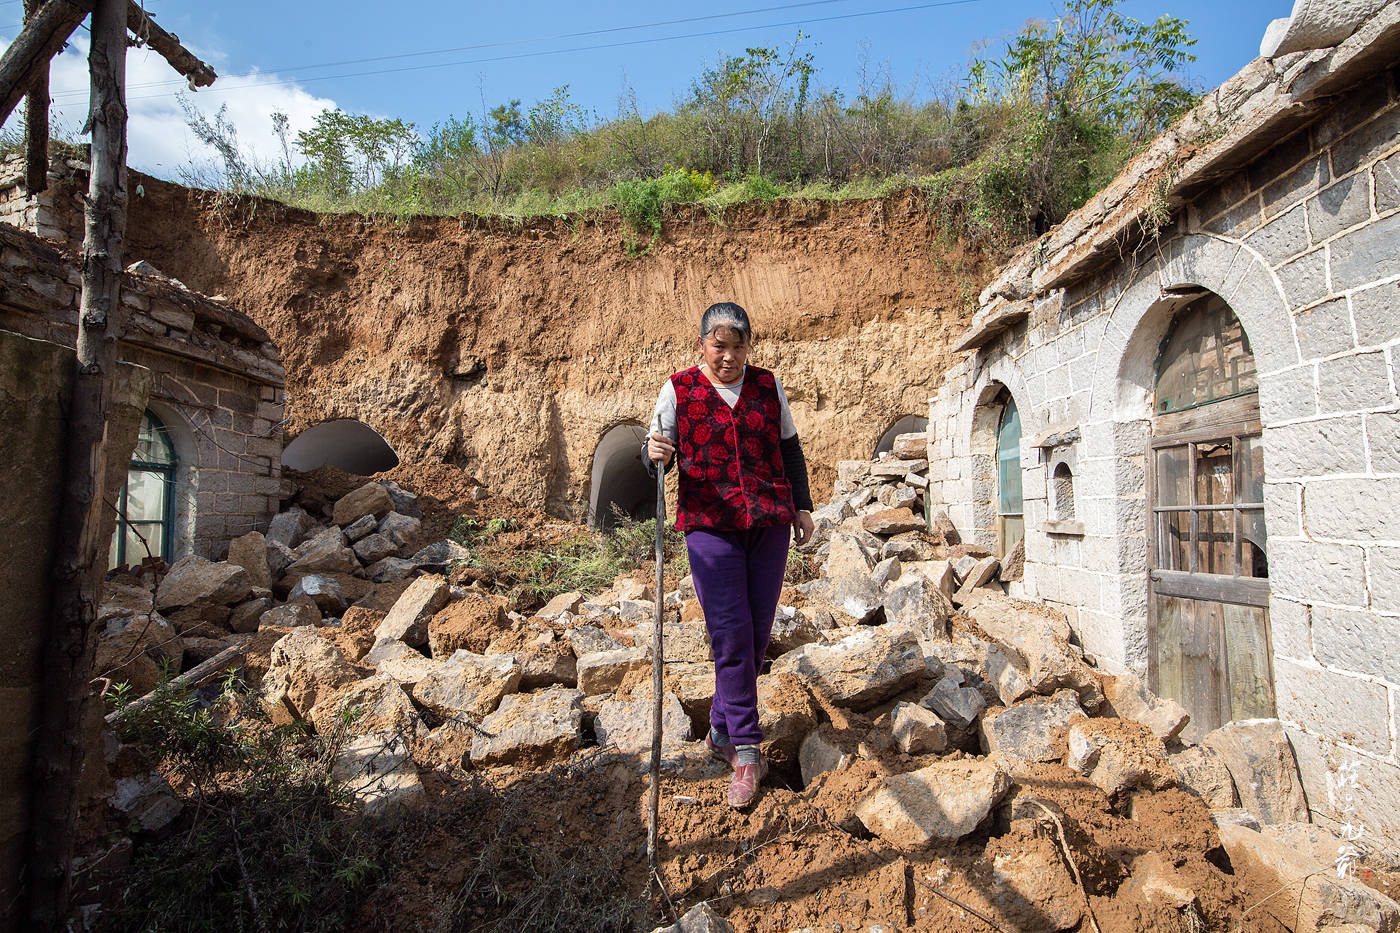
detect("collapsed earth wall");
top-left (0, 157), bottom-right (978, 520)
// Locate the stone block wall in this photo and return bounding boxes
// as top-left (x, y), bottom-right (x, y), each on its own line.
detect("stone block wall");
top-left (0, 329), bottom-right (149, 931)
top-left (0, 217), bottom-right (285, 561)
top-left (929, 19), bottom-right (1400, 840)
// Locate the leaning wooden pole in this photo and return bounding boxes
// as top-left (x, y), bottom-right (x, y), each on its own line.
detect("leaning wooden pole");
top-left (27, 0), bottom-right (127, 927)
top-left (23, 0), bottom-right (51, 195)
top-left (646, 465), bottom-right (666, 879)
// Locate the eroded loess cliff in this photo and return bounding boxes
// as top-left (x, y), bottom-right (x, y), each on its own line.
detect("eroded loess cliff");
top-left (116, 175), bottom-right (982, 518)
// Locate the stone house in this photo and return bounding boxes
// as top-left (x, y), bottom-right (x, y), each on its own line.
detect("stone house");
top-left (928, 3), bottom-right (1400, 838)
top-left (0, 169), bottom-right (287, 563)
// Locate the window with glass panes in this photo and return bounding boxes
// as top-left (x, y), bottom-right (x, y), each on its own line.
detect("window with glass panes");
top-left (110, 411), bottom-right (175, 568)
top-left (996, 396), bottom-right (1023, 557)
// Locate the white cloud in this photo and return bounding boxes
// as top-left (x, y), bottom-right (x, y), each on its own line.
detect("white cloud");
top-left (4, 31), bottom-right (341, 183)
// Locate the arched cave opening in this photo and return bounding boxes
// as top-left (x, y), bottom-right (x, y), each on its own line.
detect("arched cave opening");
top-left (874, 414), bottom-right (929, 457)
top-left (589, 423), bottom-right (653, 530)
top-left (282, 419), bottom-right (400, 475)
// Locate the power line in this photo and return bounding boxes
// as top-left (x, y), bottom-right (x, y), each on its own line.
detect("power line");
top-left (46, 0), bottom-right (981, 105)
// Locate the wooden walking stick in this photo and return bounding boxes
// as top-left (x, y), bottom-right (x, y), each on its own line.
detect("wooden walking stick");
top-left (647, 461), bottom-right (666, 879)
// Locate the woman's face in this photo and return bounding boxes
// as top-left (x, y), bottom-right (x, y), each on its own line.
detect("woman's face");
top-left (699, 326), bottom-right (748, 383)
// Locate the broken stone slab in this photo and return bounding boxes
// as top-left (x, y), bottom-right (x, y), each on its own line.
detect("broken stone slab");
top-left (537, 590), bottom-right (584, 619)
top-left (882, 573), bottom-right (951, 638)
top-left (518, 644), bottom-right (578, 690)
top-left (266, 507), bottom-right (314, 549)
top-left (618, 598), bottom-right (654, 622)
top-left (352, 533), bottom-right (398, 566)
top-left (663, 662), bottom-right (715, 727)
top-left (566, 624), bottom-right (622, 657)
top-left (375, 574), bottom-right (450, 648)
top-left (410, 650), bottom-right (521, 721)
top-left (806, 572), bottom-right (884, 624)
top-left (634, 619), bottom-right (712, 663)
top-left (871, 556), bottom-right (903, 588)
top-left (999, 538), bottom-right (1025, 583)
top-left (576, 647), bottom-right (649, 695)
top-left (330, 731), bottom-right (425, 817)
top-left (891, 701), bottom-right (947, 755)
top-left (226, 532), bottom-right (272, 589)
top-left (1219, 823), bottom-right (1400, 932)
top-left (343, 514), bottom-right (379, 543)
top-left (228, 597), bottom-right (273, 635)
top-left (97, 611), bottom-right (182, 696)
top-left (822, 532), bottom-right (877, 578)
top-left (876, 484), bottom-right (919, 510)
top-left (364, 556), bottom-right (416, 583)
top-left (258, 597), bottom-right (321, 630)
top-left (379, 480), bottom-right (421, 518)
top-left (111, 771), bottom-right (183, 834)
top-left (892, 433), bottom-right (927, 460)
top-left (799, 725), bottom-right (855, 787)
top-left (979, 689), bottom-right (1082, 762)
top-left (969, 595), bottom-right (1103, 709)
top-left (287, 574), bottom-right (346, 614)
top-left (470, 687), bottom-right (584, 767)
top-left (308, 672), bottom-right (425, 738)
top-left (650, 901), bottom-right (733, 933)
top-left (985, 644), bottom-right (1037, 706)
top-left (1168, 744), bottom-right (1238, 809)
top-left (409, 540), bottom-right (470, 573)
top-left (265, 539), bottom-right (295, 579)
top-left (376, 511), bottom-right (421, 547)
top-left (757, 672), bottom-right (819, 763)
top-left (594, 691), bottom-right (690, 752)
top-left (770, 626), bottom-right (924, 710)
top-left (929, 508), bottom-right (960, 545)
top-left (862, 507), bottom-right (926, 536)
top-left (869, 459), bottom-right (928, 478)
top-left (1102, 670), bottom-right (1190, 742)
top-left (1202, 719), bottom-right (1308, 825)
top-left (427, 593), bottom-right (505, 658)
top-left (365, 639), bottom-right (438, 685)
top-left (286, 528), bottom-right (359, 577)
top-left (1120, 851), bottom-right (1197, 913)
top-left (260, 628), bottom-right (359, 722)
top-left (332, 482), bottom-right (395, 528)
top-left (1263, 821), bottom-right (1400, 876)
top-left (952, 556), bottom-right (1000, 603)
top-left (905, 559), bottom-right (955, 601)
top-left (882, 533), bottom-right (939, 563)
top-left (837, 460), bottom-right (871, 484)
top-left (811, 495), bottom-right (855, 526)
top-left (1064, 719), bottom-right (1177, 796)
top-left (857, 756), bottom-right (1010, 846)
top-left (155, 556), bottom-right (252, 610)
top-left (919, 672), bottom-right (986, 731)
top-left (767, 607), bottom-right (820, 656)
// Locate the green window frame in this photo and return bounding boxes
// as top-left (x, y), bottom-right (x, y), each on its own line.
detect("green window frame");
top-left (110, 411), bottom-right (176, 568)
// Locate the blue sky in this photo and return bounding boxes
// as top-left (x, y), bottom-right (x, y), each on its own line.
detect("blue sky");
top-left (2, 0), bottom-right (1291, 180)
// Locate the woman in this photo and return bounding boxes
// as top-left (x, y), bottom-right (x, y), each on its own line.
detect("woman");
top-left (646, 301), bottom-right (814, 809)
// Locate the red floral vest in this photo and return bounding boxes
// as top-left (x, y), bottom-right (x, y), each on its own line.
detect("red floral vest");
top-left (671, 365), bottom-right (796, 533)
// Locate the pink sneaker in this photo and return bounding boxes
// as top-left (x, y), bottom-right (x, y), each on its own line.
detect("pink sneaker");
top-left (727, 759), bottom-right (767, 809)
top-left (705, 734), bottom-right (738, 769)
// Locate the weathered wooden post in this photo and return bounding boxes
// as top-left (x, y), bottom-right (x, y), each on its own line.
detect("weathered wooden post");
top-left (21, 0), bottom-right (49, 195)
top-left (27, 0), bottom-right (127, 926)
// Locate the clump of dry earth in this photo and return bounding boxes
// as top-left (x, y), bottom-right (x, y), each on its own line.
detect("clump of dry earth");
top-left (79, 439), bottom-right (1400, 932)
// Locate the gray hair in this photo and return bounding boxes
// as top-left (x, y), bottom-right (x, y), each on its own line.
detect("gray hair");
top-left (699, 301), bottom-right (752, 343)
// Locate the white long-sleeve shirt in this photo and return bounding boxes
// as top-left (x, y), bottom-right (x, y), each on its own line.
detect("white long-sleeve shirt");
top-left (648, 366), bottom-right (798, 442)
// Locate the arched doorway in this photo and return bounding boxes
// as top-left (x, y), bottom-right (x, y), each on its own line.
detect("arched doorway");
top-left (874, 415), bottom-right (929, 458)
top-left (1147, 291), bottom-right (1273, 739)
top-left (282, 419), bottom-right (399, 475)
top-left (588, 423), bottom-right (653, 530)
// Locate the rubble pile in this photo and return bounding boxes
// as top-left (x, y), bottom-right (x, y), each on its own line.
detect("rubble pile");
top-left (86, 451), bottom-right (1400, 932)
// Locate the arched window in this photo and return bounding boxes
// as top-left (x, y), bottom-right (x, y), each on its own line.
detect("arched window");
top-left (1155, 291), bottom-right (1258, 414)
top-left (1052, 462), bottom-right (1075, 521)
top-left (110, 410), bottom-right (176, 568)
top-left (996, 396), bottom-right (1023, 556)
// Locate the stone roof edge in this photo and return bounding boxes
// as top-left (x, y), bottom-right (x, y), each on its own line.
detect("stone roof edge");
top-left (954, 2), bottom-right (1400, 353)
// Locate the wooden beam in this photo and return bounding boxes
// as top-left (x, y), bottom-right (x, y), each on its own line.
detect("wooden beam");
top-left (0, 0), bottom-right (88, 129)
top-left (27, 0), bottom-right (127, 927)
top-left (104, 638), bottom-right (254, 727)
top-left (23, 0), bottom-right (51, 195)
top-left (126, 4), bottom-right (216, 89)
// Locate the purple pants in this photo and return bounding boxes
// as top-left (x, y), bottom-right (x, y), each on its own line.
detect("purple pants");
top-left (687, 524), bottom-right (791, 746)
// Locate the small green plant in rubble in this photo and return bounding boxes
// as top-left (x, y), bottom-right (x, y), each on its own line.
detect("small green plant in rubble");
top-left (98, 676), bottom-right (397, 933)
